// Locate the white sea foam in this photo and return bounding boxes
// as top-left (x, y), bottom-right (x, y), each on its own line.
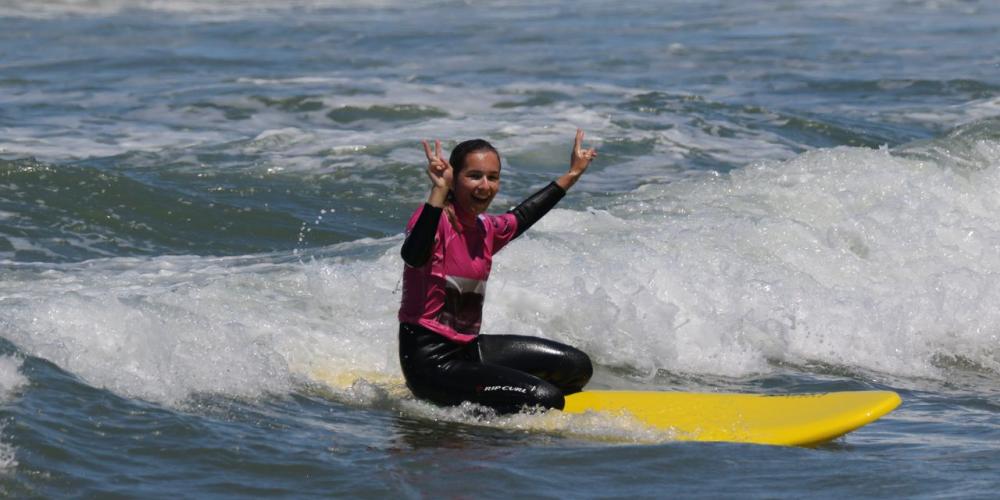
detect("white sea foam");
top-left (311, 374), bottom-right (676, 444)
top-left (0, 427), bottom-right (15, 472)
top-left (0, 356), bottom-right (27, 471)
top-left (0, 250), bottom-right (402, 405)
top-left (895, 97), bottom-right (1000, 130)
top-left (487, 143), bottom-right (1000, 380)
top-left (0, 356), bottom-right (26, 402)
top-left (0, 68), bottom-right (796, 182)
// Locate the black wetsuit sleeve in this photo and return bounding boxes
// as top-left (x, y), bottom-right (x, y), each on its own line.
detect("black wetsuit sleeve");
top-left (509, 181), bottom-right (566, 238)
top-left (400, 204), bottom-right (442, 267)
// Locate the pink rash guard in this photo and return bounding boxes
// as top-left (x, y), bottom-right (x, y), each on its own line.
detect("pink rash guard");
top-left (398, 203), bottom-right (518, 343)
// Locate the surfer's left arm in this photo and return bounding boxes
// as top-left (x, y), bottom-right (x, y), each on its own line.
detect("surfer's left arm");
top-left (509, 129), bottom-right (597, 237)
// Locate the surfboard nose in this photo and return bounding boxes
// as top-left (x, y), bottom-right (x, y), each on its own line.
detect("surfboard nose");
top-left (562, 390), bottom-right (902, 446)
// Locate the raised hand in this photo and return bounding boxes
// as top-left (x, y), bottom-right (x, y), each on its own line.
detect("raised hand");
top-left (557, 129), bottom-right (598, 191)
top-left (570, 128), bottom-right (598, 175)
top-left (421, 139), bottom-right (452, 207)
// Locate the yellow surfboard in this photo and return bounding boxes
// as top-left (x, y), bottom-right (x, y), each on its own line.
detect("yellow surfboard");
top-left (562, 390), bottom-right (901, 447)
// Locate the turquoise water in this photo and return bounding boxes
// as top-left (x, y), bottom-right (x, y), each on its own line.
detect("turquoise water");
top-left (1, 0), bottom-right (999, 497)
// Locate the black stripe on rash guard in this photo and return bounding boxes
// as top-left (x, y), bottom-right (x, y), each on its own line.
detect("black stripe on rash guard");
top-left (400, 203), bottom-right (442, 267)
top-left (509, 182), bottom-right (566, 238)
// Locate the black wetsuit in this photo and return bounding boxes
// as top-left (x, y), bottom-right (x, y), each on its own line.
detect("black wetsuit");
top-left (399, 182), bottom-right (593, 414)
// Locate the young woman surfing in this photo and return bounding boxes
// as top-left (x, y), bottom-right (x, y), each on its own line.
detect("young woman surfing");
top-left (398, 130), bottom-right (597, 414)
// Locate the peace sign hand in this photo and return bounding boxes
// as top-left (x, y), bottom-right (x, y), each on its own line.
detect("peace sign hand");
top-left (421, 139), bottom-right (452, 208)
top-left (421, 139), bottom-right (453, 191)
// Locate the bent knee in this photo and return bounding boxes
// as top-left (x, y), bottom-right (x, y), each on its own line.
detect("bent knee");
top-left (531, 382), bottom-right (565, 411)
top-left (486, 382), bottom-right (564, 414)
top-left (560, 349), bottom-right (593, 394)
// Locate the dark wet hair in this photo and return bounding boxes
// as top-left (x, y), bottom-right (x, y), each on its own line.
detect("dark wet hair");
top-left (449, 139), bottom-right (501, 176)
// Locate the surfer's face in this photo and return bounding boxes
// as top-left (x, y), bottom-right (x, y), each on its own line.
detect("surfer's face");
top-left (453, 150), bottom-right (501, 215)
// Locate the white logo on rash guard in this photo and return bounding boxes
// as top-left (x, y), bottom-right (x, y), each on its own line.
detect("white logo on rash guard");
top-left (440, 275), bottom-right (488, 334)
top-left (481, 385), bottom-right (528, 394)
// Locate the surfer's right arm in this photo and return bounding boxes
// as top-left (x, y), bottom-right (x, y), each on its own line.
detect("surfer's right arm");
top-left (401, 140), bottom-right (452, 267)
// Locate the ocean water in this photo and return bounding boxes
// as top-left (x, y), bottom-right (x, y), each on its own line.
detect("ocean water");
top-left (1, 0), bottom-right (999, 497)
